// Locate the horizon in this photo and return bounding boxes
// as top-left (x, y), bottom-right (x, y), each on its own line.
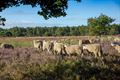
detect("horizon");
top-left (0, 0), bottom-right (120, 28)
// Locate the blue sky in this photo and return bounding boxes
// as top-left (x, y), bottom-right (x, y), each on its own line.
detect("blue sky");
top-left (0, 0), bottom-right (120, 28)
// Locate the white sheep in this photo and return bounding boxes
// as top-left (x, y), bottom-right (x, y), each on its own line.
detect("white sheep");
top-left (113, 45), bottom-right (120, 53)
top-left (43, 40), bottom-right (54, 53)
top-left (64, 45), bottom-right (83, 56)
top-left (111, 42), bottom-right (120, 53)
top-left (53, 41), bottom-right (66, 55)
top-left (83, 44), bottom-right (102, 58)
top-left (33, 40), bottom-right (43, 50)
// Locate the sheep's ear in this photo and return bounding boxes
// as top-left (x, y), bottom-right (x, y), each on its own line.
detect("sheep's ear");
top-left (83, 46), bottom-right (86, 49)
top-left (64, 45), bottom-right (67, 48)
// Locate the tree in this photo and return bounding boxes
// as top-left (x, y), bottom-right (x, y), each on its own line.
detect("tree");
top-left (79, 26), bottom-right (88, 36)
top-left (0, 28), bottom-right (5, 36)
top-left (109, 24), bottom-right (120, 35)
top-left (26, 27), bottom-right (34, 36)
top-left (5, 31), bottom-right (13, 37)
top-left (88, 14), bottom-right (115, 36)
top-left (0, 0), bottom-right (81, 26)
top-left (55, 27), bottom-right (66, 36)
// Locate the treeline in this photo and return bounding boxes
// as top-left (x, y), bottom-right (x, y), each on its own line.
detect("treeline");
top-left (0, 14), bottom-right (120, 37)
top-left (0, 26), bottom-right (88, 37)
top-left (0, 24), bottom-right (119, 37)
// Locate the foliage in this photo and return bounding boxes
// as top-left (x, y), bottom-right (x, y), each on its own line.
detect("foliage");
top-left (0, 23), bottom-right (120, 37)
top-left (0, 57), bottom-right (120, 80)
top-left (0, 16), bottom-right (6, 26)
top-left (88, 14), bottom-right (115, 36)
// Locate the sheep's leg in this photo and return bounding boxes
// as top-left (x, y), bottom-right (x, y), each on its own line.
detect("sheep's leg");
top-left (47, 49), bottom-right (51, 54)
top-left (54, 50), bottom-right (57, 55)
top-left (98, 51), bottom-right (101, 57)
top-left (39, 46), bottom-right (43, 51)
top-left (94, 53), bottom-right (97, 58)
top-left (42, 47), bottom-right (45, 51)
top-left (81, 53), bottom-right (84, 57)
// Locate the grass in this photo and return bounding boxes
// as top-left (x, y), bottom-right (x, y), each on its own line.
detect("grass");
top-left (0, 37), bottom-right (33, 47)
top-left (0, 37), bottom-right (80, 47)
top-left (0, 36), bottom-right (118, 47)
top-left (11, 41), bottom-right (33, 47)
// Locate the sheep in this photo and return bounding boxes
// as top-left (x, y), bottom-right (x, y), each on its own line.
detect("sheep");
top-left (42, 40), bottom-right (54, 53)
top-left (111, 42), bottom-right (120, 53)
top-left (113, 45), bottom-right (120, 53)
top-left (53, 41), bottom-right (66, 55)
top-left (83, 44), bottom-right (102, 58)
top-left (64, 45), bottom-right (83, 56)
top-left (33, 40), bottom-right (43, 50)
top-left (0, 43), bottom-right (14, 49)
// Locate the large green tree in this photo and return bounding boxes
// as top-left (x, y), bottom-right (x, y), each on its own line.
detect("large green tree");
top-left (88, 14), bottom-right (115, 36)
top-left (0, 0), bottom-right (81, 26)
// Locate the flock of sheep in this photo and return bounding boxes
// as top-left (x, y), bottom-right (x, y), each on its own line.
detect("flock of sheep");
top-left (33, 37), bottom-right (120, 58)
top-left (0, 37), bottom-right (120, 58)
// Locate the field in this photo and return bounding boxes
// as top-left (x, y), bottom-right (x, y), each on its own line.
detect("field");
top-left (0, 36), bottom-right (89, 47)
top-left (0, 36), bottom-right (120, 80)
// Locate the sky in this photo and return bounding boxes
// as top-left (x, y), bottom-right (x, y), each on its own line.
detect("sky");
top-left (0, 0), bottom-right (120, 28)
